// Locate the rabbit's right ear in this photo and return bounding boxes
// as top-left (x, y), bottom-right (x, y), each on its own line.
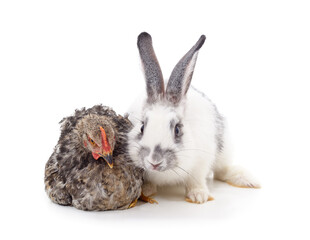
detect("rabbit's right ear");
top-left (137, 32), bottom-right (165, 104)
top-left (166, 35), bottom-right (206, 105)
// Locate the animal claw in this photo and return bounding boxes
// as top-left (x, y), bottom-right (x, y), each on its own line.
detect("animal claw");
top-left (128, 198), bottom-right (138, 209)
top-left (185, 195), bottom-right (214, 204)
top-left (139, 192), bottom-right (158, 204)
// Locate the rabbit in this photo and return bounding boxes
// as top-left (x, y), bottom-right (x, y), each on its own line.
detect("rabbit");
top-left (126, 32), bottom-right (260, 204)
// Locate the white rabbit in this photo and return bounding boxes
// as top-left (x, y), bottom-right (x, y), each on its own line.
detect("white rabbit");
top-left (127, 32), bottom-right (260, 203)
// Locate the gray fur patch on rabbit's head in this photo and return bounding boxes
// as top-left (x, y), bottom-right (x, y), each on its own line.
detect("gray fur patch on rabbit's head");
top-left (129, 103), bottom-right (184, 172)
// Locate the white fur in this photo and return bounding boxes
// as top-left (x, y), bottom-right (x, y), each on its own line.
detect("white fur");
top-left (127, 85), bottom-right (260, 203)
top-left (127, 86), bottom-right (212, 202)
top-left (128, 33), bottom-right (259, 203)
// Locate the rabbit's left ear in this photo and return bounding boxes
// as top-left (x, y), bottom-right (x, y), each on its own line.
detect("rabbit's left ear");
top-left (166, 35), bottom-right (206, 105)
top-left (137, 32), bottom-right (165, 104)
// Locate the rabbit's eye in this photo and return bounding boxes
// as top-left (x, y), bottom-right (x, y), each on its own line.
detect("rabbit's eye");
top-left (175, 125), bottom-right (181, 137)
top-left (140, 124), bottom-right (144, 134)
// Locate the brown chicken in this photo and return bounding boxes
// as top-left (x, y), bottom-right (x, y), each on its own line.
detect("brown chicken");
top-left (44, 105), bottom-right (147, 211)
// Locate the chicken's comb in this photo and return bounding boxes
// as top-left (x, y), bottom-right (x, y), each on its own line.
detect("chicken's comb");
top-left (99, 126), bottom-right (111, 152)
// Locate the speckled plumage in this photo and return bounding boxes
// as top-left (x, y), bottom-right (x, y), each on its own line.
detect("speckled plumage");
top-left (44, 105), bottom-right (144, 211)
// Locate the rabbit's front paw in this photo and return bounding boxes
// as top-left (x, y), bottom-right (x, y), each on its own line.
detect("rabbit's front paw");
top-left (185, 188), bottom-right (213, 204)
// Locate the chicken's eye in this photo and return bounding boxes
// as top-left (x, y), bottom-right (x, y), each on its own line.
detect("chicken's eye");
top-left (88, 137), bottom-right (96, 146)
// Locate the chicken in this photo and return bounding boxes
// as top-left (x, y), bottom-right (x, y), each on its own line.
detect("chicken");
top-left (44, 105), bottom-right (145, 211)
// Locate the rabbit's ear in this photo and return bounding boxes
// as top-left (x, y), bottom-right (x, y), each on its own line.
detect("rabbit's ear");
top-left (166, 35), bottom-right (206, 105)
top-left (137, 32), bottom-right (165, 104)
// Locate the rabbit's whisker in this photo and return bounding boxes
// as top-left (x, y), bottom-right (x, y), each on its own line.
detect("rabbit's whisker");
top-left (175, 166), bottom-right (200, 184)
top-left (171, 169), bottom-right (182, 179)
top-left (127, 114), bottom-right (143, 123)
top-left (175, 148), bottom-right (213, 155)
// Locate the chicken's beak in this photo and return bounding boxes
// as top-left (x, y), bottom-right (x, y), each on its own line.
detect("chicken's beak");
top-left (99, 152), bottom-right (113, 169)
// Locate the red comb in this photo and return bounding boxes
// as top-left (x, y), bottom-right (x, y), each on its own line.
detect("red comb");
top-left (99, 126), bottom-right (111, 153)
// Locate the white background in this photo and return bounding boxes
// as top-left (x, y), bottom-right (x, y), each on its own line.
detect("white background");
top-left (1, 0), bottom-right (309, 239)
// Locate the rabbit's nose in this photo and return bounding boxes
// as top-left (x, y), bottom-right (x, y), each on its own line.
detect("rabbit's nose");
top-left (146, 158), bottom-right (163, 170)
top-left (150, 162), bottom-right (162, 170)
top-left (151, 163), bottom-right (161, 168)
